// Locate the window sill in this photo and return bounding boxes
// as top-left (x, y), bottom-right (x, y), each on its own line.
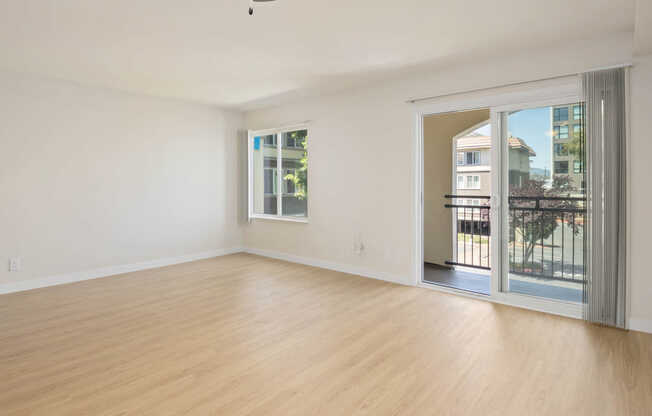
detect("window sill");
top-left (250, 214), bottom-right (309, 224)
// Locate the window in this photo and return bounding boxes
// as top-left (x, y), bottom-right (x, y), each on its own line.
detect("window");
top-left (284, 133), bottom-right (305, 149)
top-left (573, 160), bottom-right (582, 173)
top-left (554, 125), bottom-right (569, 139)
top-left (249, 126), bottom-right (308, 220)
top-left (573, 124), bottom-right (582, 136)
top-left (264, 167), bottom-right (277, 195)
top-left (466, 151), bottom-right (480, 165)
top-left (458, 175), bottom-right (480, 189)
top-left (553, 107), bottom-right (569, 122)
top-left (457, 151), bottom-right (480, 165)
top-left (573, 104), bottom-right (583, 120)
top-left (283, 168), bottom-right (296, 194)
top-left (554, 161), bottom-right (569, 174)
top-left (554, 143), bottom-right (568, 156)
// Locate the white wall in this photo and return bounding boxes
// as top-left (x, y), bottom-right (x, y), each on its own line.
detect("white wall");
top-left (628, 53), bottom-right (652, 332)
top-left (0, 71), bottom-right (244, 290)
top-left (244, 33), bottom-right (652, 331)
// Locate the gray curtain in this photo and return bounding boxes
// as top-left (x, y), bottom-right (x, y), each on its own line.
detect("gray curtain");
top-left (583, 68), bottom-right (627, 328)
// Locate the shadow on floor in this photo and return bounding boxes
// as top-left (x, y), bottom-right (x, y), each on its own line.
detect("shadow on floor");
top-left (423, 263), bottom-right (490, 295)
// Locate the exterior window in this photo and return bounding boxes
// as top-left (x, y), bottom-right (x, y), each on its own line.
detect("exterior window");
top-left (554, 143), bottom-right (568, 156)
top-left (554, 125), bottom-right (569, 139)
top-left (466, 151), bottom-right (480, 165)
top-left (458, 175), bottom-right (480, 189)
top-left (458, 151), bottom-right (480, 166)
top-left (573, 105), bottom-right (583, 120)
top-left (285, 133), bottom-right (305, 149)
top-left (554, 161), bottom-right (569, 174)
top-left (283, 168), bottom-right (296, 194)
top-left (573, 124), bottom-right (582, 136)
top-left (573, 160), bottom-right (582, 173)
top-left (249, 127), bottom-right (308, 220)
top-left (553, 107), bottom-right (569, 122)
top-left (264, 168), bottom-right (277, 195)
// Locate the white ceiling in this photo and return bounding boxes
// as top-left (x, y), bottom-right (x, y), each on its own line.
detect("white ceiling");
top-left (0, 0), bottom-right (636, 109)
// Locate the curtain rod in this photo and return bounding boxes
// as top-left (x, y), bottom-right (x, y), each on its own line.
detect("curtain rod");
top-left (405, 62), bottom-right (632, 104)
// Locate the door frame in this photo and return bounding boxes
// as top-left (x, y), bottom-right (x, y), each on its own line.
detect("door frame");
top-left (413, 76), bottom-right (584, 319)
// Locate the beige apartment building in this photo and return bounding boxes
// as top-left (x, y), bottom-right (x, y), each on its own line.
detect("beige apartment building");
top-left (455, 134), bottom-right (536, 206)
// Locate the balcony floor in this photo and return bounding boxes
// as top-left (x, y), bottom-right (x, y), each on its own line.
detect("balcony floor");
top-left (423, 263), bottom-right (583, 302)
top-left (423, 263), bottom-right (490, 295)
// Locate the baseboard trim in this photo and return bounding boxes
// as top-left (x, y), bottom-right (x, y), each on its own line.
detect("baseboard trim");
top-left (242, 247), bottom-right (408, 286)
top-left (629, 318), bottom-right (652, 334)
top-left (0, 247), bottom-right (243, 295)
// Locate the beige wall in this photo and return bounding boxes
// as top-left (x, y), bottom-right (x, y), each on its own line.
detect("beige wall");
top-left (0, 71), bottom-right (244, 289)
top-left (423, 110), bottom-right (489, 265)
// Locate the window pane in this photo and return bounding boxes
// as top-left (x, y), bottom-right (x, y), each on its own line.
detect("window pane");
top-left (252, 134), bottom-right (278, 215)
top-left (554, 161), bottom-right (569, 174)
top-left (559, 125), bottom-right (569, 139)
top-left (281, 129), bottom-right (308, 217)
top-left (457, 152), bottom-right (464, 165)
top-left (505, 103), bottom-right (586, 303)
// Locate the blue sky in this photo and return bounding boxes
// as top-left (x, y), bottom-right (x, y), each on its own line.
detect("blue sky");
top-left (507, 107), bottom-right (551, 171)
top-left (473, 107), bottom-right (551, 171)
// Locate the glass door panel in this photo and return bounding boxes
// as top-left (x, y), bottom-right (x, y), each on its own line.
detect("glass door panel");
top-left (502, 103), bottom-right (586, 302)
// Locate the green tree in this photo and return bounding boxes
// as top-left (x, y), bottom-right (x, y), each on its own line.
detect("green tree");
top-left (284, 131), bottom-right (307, 199)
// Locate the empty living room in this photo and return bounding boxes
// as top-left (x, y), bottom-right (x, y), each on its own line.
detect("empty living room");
top-left (2, 1), bottom-right (652, 415)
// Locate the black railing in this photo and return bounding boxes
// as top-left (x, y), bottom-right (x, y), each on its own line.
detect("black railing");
top-left (508, 195), bottom-right (586, 283)
top-left (443, 194), bottom-right (587, 282)
top-left (444, 194), bottom-right (491, 270)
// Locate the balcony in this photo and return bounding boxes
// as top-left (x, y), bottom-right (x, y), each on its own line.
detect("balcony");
top-left (424, 195), bottom-right (585, 302)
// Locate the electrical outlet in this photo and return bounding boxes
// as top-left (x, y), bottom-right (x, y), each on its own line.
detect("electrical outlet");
top-left (8, 257), bottom-right (21, 272)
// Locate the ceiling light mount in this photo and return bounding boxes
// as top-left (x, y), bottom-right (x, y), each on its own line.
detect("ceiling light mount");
top-left (249, 0), bottom-right (276, 16)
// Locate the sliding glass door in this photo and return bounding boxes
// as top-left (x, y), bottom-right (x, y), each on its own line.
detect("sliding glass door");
top-left (498, 101), bottom-right (586, 303)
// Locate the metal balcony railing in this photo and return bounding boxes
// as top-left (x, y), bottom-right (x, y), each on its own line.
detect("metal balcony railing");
top-left (508, 195), bottom-right (586, 283)
top-left (444, 194), bottom-right (587, 283)
top-left (444, 195), bottom-right (491, 270)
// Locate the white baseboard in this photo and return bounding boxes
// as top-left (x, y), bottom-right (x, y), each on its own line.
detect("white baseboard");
top-left (629, 318), bottom-right (652, 334)
top-left (242, 247), bottom-right (409, 286)
top-left (0, 247), bottom-right (243, 295)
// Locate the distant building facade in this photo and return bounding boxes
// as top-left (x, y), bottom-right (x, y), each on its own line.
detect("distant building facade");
top-left (455, 133), bottom-right (536, 205)
top-left (550, 104), bottom-right (585, 191)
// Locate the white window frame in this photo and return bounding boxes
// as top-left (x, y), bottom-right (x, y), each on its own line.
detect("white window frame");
top-left (248, 124), bottom-right (309, 223)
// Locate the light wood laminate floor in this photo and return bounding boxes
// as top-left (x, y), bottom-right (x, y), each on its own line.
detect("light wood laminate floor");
top-left (1, 253), bottom-right (651, 415)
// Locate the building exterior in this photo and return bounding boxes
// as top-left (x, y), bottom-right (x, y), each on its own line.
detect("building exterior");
top-left (455, 133), bottom-right (536, 205)
top-left (454, 133), bottom-right (535, 236)
top-left (550, 104), bottom-right (585, 191)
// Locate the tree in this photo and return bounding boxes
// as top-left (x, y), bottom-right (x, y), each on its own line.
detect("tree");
top-left (283, 131), bottom-right (308, 199)
top-left (509, 175), bottom-right (582, 272)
